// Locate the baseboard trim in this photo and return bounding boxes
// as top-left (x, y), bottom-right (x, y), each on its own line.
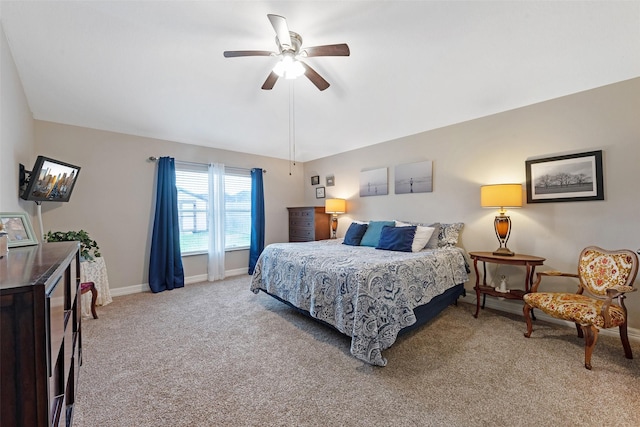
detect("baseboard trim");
top-left (459, 289), bottom-right (640, 343)
top-left (109, 269), bottom-right (249, 298)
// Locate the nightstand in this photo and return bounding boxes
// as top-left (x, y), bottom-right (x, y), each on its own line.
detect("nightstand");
top-left (469, 251), bottom-right (545, 318)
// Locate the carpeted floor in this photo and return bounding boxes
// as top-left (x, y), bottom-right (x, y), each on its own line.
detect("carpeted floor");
top-left (74, 275), bottom-right (640, 426)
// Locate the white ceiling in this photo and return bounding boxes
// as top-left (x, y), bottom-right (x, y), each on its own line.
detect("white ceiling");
top-left (2, 1), bottom-right (639, 162)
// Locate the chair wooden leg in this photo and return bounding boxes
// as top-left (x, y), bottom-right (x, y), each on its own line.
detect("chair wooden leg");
top-left (619, 321), bottom-right (633, 359)
top-left (523, 303), bottom-right (534, 338)
top-left (89, 285), bottom-right (98, 319)
top-left (582, 324), bottom-right (599, 370)
top-left (80, 282), bottom-right (99, 319)
top-left (575, 322), bottom-right (583, 338)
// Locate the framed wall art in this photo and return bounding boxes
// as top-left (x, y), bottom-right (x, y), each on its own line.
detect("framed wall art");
top-left (311, 175), bottom-right (320, 186)
top-left (394, 160), bottom-right (433, 194)
top-left (359, 167), bottom-right (388, 197)
top-left (316, 186), bottom-right (326, 199)
top-left (0, 212), bottom-right (39, 247)
top-left (525, 150), bottom-right (604, 203)
top-left (326, 175), bottom-right (335, 187)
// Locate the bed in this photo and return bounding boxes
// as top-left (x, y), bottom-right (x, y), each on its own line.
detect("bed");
top-left (250, 223), bottom-right (469, 366)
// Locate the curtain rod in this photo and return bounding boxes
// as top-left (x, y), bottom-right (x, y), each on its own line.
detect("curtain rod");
top-left (148, 156), bottom-right (266, 173)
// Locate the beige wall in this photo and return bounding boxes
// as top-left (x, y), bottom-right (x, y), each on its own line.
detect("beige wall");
top-left (0, 22), bottom-right (35, 213)
top-left (32, 121), bottom-right (304, 291)
top-left (304, 78), bottom-right (640, 328)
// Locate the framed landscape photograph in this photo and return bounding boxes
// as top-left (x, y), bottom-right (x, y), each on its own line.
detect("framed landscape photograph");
top-left (525, 150), bottom-right (604, 203)
top-left (0, 212), bottom-right (39, 247)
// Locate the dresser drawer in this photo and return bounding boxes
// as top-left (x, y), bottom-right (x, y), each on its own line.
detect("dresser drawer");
top-left (290, 218), bottom-right (314, 228)
top-left (289, 209), bottom-right (313, 219)
top-left (290, 227), bottom-right (314, 241)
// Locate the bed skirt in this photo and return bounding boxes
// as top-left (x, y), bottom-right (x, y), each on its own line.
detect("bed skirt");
top-left (259, 283), bottom-right (466, 346)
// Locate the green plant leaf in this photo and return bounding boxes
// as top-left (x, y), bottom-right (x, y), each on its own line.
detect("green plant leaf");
top-left (44, 229), bottom-right (100, 261)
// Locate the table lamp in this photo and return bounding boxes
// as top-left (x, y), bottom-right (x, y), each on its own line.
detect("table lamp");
top-left (324, 198), bottom-right (346, 239)
top-left (480, 184), bottom-right (522, 256)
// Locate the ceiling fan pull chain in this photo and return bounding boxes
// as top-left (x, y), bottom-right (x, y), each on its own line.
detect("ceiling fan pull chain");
top-left (288, 81), bottom-right (295, 175)
top-left (292, 82), bottom-right (296, 167)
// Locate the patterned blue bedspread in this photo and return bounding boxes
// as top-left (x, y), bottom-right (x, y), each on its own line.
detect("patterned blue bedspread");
top-left (250, 239), bottom-right (469, 366)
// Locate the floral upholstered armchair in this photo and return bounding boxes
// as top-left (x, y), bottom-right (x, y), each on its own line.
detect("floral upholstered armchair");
top-left (523, 246), bottom-right (639, 370)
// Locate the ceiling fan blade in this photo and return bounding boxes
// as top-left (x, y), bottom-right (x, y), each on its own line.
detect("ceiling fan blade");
top-left (267, 14), bottom-right (292, 49)
top-left (261, 71), bottom-right (279, 90)
top-left (303, 43), bottom-right (350, 57)
top-left (223, 50), bottom-right (273, 58)
top-left (300, 62), bottom-right (330, 91)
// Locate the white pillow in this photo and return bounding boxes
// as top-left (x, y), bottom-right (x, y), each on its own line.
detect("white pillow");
top-left (410, 225), bottom-right (435, 252)
top-left (394, 221), bottom-right (435, 252)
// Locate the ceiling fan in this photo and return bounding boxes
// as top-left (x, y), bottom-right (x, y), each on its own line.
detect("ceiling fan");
top-left (223, 14), bottom-right (350, 91)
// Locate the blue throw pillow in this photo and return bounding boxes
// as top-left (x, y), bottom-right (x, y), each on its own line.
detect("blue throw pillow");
top-left (376, 225), bottom-right (416, 252)
top-left (343, 223), bottom-right (368, 246)
top-left (359, 221), bottom-right (395, 247)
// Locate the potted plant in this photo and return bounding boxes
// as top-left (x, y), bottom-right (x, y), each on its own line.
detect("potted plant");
top-left (44, 229), bottom-right (101, 261)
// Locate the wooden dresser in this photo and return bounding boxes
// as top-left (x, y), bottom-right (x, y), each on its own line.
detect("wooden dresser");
top-left (287, 206), bottom-right (331, 242)
top-left (1, 241), bottom-right (82, 427)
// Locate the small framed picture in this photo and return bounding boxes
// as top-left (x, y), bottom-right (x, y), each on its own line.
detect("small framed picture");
top-left (316, 186), bottom-right (326, 199)
top-left (326, 175), bottom-right (335, 187)
top-left (0, 212), bottom-right (39, 247)
top-left (311, 175), bottom-right (320, 186)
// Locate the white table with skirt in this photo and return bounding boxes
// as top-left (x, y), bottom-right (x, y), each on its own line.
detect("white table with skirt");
top-left (80, 256), bottom-right (113, 318)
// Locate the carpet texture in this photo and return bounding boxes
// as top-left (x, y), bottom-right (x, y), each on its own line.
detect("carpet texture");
top-left (74, 275), bottom-right (640, 426)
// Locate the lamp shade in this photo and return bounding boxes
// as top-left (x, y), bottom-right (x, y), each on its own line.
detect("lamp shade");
top-left (325, 198), bottom-right (346, 214)
top-left (480, 184), bottom-right (523, 208)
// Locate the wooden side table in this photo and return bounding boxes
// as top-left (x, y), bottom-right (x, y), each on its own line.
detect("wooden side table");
top-left (469, 251), bottom-right (545, 318)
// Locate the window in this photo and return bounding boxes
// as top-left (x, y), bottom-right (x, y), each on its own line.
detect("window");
top-left (175, 163), bottom-right (252, 254)
top-left (224, 168), bottom-right (252, 250)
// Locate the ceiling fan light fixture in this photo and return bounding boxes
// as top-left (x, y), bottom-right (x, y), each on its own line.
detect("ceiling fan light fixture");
top-left (273, 54), bottom-right (305, 79)
top-left (224, 14), bottom-right (348, 90)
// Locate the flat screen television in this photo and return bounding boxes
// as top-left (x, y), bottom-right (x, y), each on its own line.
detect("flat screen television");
top-left (20, 156), bottom-right (81, 202)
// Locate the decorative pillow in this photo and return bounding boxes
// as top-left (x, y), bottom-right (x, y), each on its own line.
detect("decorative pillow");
top-left (425, 223), bottom-right (441, 249)
top-left (438, 222), bottom-right (464, 247)
top-left (410, 225), bottom-right (435, 252)
top-left (394, 221), bottom-right (435, 252)
top-left (394, 220), bottom-right (411, 227)
top-left (359, 221), bottom-right (395, 247)
top-left (343, 222), bottom-right (368, 246)
top-left (376, 225), bottom-right (416, 252)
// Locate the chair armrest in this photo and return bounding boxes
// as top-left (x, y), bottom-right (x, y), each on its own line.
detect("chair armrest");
top-left (539, 271), bottom-right (579, 278)
top-left (602, 286), bottom-right (636, 327)
top-left (606, 286), bottom-right (637, 297)
top-left (530, 271), bottom-right (579, 293)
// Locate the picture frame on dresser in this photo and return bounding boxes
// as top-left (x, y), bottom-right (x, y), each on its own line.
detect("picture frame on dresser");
top-left (525, 150), bottom-right (604, 203)
top-left (0, 212), bottom-right (38, 247)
